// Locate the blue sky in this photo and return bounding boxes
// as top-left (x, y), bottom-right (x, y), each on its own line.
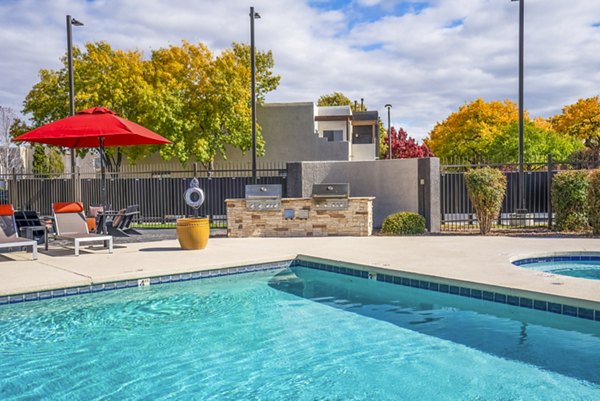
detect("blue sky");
top-left (310, 0), bottom-right (429, 25)
top-left (0, 0), bottom-right (599, 141)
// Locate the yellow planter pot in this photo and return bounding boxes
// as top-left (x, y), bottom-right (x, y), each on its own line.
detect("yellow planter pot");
top-left (176, 217), bottom-right (209, 250)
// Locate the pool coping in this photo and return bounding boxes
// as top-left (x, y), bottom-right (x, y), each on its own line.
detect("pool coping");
top-left (2, 254), bottom-right (599, 323)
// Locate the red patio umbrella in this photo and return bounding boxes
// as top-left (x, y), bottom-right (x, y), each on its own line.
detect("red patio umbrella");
top-left (13, 107), bottom-right (172, 209)
top-left (13, 107), bottom-right (171, 148)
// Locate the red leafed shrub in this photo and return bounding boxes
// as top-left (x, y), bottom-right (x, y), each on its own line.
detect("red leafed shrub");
top-left (385, 127), bottom-right (434, 159)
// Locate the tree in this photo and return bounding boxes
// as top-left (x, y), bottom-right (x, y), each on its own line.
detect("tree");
top-left (0, 106), bottom-right (23, 174)
top-left (32, 145), bottom-right (64, 177)
top-left (146, 41), bottom-right (279, 167)
top-left (317, 92), bottom-right (352, 107)
top-left (0, 106), bottom-right (25, 174)
top-left (378, 119), bottom-right (388, 158)
top-left (425, 98), bottom-right (523, 162)
top-left (22, 40), bottom-right (280, 170)
top-left (551, 96), bottom-right (600, 153)
top-left (383, 127), bottom-right (433, 159)
top-left (24, 41), bottom-right (154, 171)
top-left (486, 121), bottom-right (583, 164)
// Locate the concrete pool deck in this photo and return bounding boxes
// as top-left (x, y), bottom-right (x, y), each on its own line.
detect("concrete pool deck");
top-left (1, 236), bottom-right (599, 311)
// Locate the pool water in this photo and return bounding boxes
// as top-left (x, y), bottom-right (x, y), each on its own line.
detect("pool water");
top-left (0, 266), bottom-right (599, 400)
top-left (518, 259), bottom-right (600, 280)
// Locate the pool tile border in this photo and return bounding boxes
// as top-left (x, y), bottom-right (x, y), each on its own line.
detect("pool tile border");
top-left (0, 260), bottom-right (292, 307)
top-left (513, 255), bottom-right (600, 266)
top-left (293, 259), bottom-right (600, 323)
top-left (1, 258), bottom-right (599, 323)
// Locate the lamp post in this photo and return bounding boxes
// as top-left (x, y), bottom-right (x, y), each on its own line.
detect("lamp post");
top-left (67, 15), bottom-right (83, 199)
top-left (512, 0), bottom-right (526, 213)
top-left (250, 7), bottom-right (260, 184)
top-left (385, 104), bottom-right (392, 160)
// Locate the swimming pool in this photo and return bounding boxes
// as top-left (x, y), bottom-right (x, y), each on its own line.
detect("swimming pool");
top-left (1, 264), bottom-right (599, 400)
top-left (514, 255), bottom-right (600, 280)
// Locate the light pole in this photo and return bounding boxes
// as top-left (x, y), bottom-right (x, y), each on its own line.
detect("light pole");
top-left (385, 104), bottom-right (392, 160)
top-left (512, 0), bottom-right (526, 213)
top-left (250, 7), bottom-right (260, 184)
top-left (67, 15), bottom-right (83, 198)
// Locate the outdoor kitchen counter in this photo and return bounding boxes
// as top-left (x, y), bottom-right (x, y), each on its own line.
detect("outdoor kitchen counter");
top-left (225, 197), bottom-right (374, 237)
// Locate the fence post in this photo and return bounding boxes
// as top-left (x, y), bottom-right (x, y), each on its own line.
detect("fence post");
top-left (547, 153), bottom-right (553, 229)
top-left (11, 167), bottom-right (17, 208)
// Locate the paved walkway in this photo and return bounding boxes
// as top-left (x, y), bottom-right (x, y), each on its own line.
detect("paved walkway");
top-left (1, 235), bottom-right (599, 310)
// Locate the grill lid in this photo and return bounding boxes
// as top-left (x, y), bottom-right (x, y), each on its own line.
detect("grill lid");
top-left (245, 184), bottom-right (282, 199)
top-left (311, 183), bottom-right (349, 198)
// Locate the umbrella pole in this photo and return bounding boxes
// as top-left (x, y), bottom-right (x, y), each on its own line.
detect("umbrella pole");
top-left (100, 137), bottom-right (108, 234)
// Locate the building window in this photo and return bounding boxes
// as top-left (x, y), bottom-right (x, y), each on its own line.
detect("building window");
top-left (323, 130), bottom-right (344, 142)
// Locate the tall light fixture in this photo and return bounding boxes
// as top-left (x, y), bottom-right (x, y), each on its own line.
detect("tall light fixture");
top-left (250, 7), bottom-right (260, 184)
top-left (385, 104), bottom-right (392, 160)
top-left (512, 0), bottom-right (526, 213)
top-left (67, 15), bottom-right (83, 198)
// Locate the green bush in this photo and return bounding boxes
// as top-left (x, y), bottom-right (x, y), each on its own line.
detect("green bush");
top-left (552, 170), bottom-right (589, 231)
top-left (381, 212), bottom-right (426, 235)
top-left (587, 170), bottom-right (600, 234)
top-left (464, 167), bottom-right (506, 235)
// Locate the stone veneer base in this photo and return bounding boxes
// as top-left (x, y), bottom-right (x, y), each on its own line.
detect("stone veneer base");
top-left (225, 197), bottom-right (374, 237)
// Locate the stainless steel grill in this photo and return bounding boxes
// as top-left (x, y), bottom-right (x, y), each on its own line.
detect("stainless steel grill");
top-left (312, 183), bottom-right (349, 210)
top-left (245, 184), bottom-right (282, 211)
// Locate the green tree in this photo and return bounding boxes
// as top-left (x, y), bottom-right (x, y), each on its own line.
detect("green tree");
top-left (425, 98), bottom-right (523, 162)
top-left (486, 121), bottom-right (583, 163)
top-left (24, 42), bottom-right (154, 171)
top-left (32, 145), bottom-right (64, 177)
top-left (146, 41), bottom-right (279, 167)
top-left (22, 40), bottom-right (280, 170)
top-left (317, 92), bottom-right (352, 107)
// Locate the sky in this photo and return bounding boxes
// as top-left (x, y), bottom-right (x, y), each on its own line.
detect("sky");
top-left (0, 0), bottom-right (599, 141)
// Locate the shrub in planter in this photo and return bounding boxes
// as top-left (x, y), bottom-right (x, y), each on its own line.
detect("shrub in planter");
top-left (464, 167), bottom-right (506, 235)
top-left (552, 170), bottom-right (589, 231)
top-left (381, 212), bottom-right (426, 235)
top-left (587, 169), bottom-right (600, 234)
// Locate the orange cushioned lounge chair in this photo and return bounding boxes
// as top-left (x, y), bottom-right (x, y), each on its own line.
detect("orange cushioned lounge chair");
top-left (0, 204), bottom-right (38, 260)
top-left (51, 202), bottom-right (113, 257)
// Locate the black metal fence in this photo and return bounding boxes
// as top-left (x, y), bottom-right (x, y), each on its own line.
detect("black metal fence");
top-left (440, 158), bottom-right (592, 231)
top-left (1, 162), bottom-right (287, 227)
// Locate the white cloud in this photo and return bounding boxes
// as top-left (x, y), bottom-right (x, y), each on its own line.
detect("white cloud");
top-left (0, 0), bottom-right (598, 142)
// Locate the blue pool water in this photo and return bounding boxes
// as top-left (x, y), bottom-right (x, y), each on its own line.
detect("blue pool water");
top-left (1, 266), bottom-right (599, 400)
top-left (515, 256), bottom-right (600, 280)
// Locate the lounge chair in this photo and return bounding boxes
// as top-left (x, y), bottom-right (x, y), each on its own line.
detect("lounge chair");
top-left (50, 202), bottom-right (113, 256)
top-left (14, 210), bottom-right (47, 244)
top-left (0, 204), bottom-right (38, 260)
top-left (96, 204), bottom-right (141, 236)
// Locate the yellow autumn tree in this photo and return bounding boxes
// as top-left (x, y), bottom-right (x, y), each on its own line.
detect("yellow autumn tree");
top-left (533, 116), bottom-right (553, 131)
top-left (551, 96), bottom-right (600, 151)
top-left (424, 99), bottom-right (525, 163)
top-left (22, 40), bottom-right (280, 170)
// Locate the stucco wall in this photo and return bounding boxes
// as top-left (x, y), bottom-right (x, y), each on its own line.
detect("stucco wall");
top-left (287, 159), bottom-right (440, 231)
top-left (351, 143), bottom-right (376, 161)
top-left (214, 102), bottom-right (351, 164)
